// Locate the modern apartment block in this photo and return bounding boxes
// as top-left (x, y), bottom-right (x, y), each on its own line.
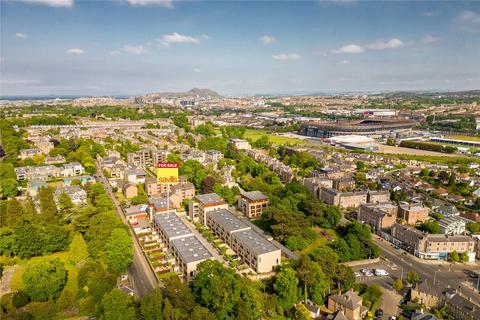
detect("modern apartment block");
top-left (205, 209), bottom-right (281, 273)
top-left (358, 202), bottom-right (397, 233)
top-left (238, 191), bottom-right (269, 218)
top-left (152, 213), bottom-right (212, 280)
top-left (188, 193), bottom-right (228, 224)
top-left (391, 223), bottom-right (476, 262)
top-left (319, 188), bottom-right (367, 208)
top-left (398, 203), bottom-right (429, 225)
top-left (127, 149), bottom-right (170, 167)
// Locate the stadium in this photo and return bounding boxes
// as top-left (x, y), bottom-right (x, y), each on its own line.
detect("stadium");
top-left (301, 118), bottom-right (417, 138)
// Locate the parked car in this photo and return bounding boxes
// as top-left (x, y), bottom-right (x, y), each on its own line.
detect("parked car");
top-left (354, 272), bottom-right (362, 278)
top-left (374, 269), bottom-right (389, 276)
top-left (375, 309), bottom-right (384, 317)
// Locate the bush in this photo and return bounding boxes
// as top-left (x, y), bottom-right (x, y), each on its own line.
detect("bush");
top-left (12, 290), bottom-right (30, 308)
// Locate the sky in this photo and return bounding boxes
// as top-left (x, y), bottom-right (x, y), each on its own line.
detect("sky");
top-left (1, 0), bottom-right (480, 96)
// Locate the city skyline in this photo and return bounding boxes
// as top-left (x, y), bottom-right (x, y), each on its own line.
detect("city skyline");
top-left (1, 0), bottom-right (480, 96)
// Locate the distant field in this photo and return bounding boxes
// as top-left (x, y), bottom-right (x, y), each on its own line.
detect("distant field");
top-left (214, 128), bottom-right (304, 145)
top-left (377, 145), bottom-right (463, 158)
top-left (448, 135), bottom-right (480, 142)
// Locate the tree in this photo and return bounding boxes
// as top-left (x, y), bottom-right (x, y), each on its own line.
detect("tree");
top-left (393, 278), bottom-right (403, 293)
top-left (105, 228), bottom-right (133, 274)
top-left (449, 250), bottom-right (460, 263)
top-left (418, 221), bottom-right (440, 234)
top-left (42, 224), bottom-right (70, 254)
top-left (57, 192), bottom-right (74, 211)
top-left (200, 176), bottom-right (216, 194)
top-left (23, 258), bottom-right (67, 302)
top-left (406, 271), bottom-right (420, 285)
top-left (191, 306), bottom-right (215, 320)
top-left (100, 289), bottom-right (136, 320)
top-left (69, 233), bottom-right (89, 264)
top-left (38, 187), bottom-right (59, 223)
top-left (139, 288), bottom-right (163, 320)
top-left (0, 178), bottom-right (19, 199)
top-left (293, 304), bottom-right (310, 320)
top-left (190, 260), bottom-right (241, 319)
top-left (273, 266), bottom-right (299, 310)
top-left (296, 256), bottom-right (328, 304)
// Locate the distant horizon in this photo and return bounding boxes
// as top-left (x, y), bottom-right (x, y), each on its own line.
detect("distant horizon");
top-left (1, 88), bottom-right (479, 101)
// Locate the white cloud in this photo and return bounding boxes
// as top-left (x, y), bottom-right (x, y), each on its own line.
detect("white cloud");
top-left (20, 0), bottom-right (74, 7)
top-left (458, 10), bottom-right (480, 25)
top-left (260, 35), bottom-right (277, 45)
top-left (421, 35), bottom-right (442, 44)
top-left (66, 48), bottom-right (84, 55)
top-left (365, 38), bottom-right (404, 50)
top-left (193, 68), bottom-right (201, 73)
top-left (15, 33), bottom-right (28, 39)
top-left (272, 53), bottom-right (301, 61)
top-left (156, 32), bottom-right (204, 47)
top-left (126, 0), bottom-right (173, 8)
top-left (338, 60), bottom-right (351, 65)
top-left (122, 45), bottom-right (147, 54)
top-left (333, 44), bottom-right (364, 54)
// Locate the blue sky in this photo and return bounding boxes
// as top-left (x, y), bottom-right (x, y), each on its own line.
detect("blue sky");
top-left (1, 0), bottom-right (479, 96)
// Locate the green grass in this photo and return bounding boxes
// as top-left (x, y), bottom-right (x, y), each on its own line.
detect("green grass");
top-left (9, 252), bottom-right (78, 295)
top-left (157, 271), bottom-right (176, 279)
top-left (448, 135), bottom-right (480, 142)
top-left (299, 228), bottom-right (338, 255)
top-left (243, 129), bottom-right (304, 145)
top-left (214, 127), bottom-right (304, 145)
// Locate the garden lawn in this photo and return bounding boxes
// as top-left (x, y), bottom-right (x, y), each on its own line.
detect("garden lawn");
top-left (9, 252), bottom-right (78, 296)
top-left (300, 227), bottom-right (338, 255)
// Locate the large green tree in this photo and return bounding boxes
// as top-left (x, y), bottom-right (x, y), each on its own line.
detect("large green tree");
top-left (273, 266), bottom-right (299, 310)
top-left (23, 258), bottom-right (67, 302)
top-left (105, 228), bottom-right (133, 274)
top-left (100, 289), bottom-right (136, 320)
top-left (190, 260), bottom-right (242, 319)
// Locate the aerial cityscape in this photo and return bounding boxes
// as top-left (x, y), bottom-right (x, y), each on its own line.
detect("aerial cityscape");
top-left (1, 1), bottom-right (480, 320)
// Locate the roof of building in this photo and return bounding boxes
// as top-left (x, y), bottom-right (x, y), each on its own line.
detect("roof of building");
top-left (194, 193), bottom-right (225, 205)
top-left (232, 229), bottom-right (279, 256)
top-left (329, 290), bottom-right (363, 310)
top-left (438, 216), bottom-right (466, 227)
top-left (426, 234), bottom-right (474, 243)
top-left (170, 236), bottom-right (212, 264)
top-left (153, 213), bottom-right (193, 241)
top-left (242, 190), bottom-right (268, 201)
top-left (208, 209), bottom-right (250, 233)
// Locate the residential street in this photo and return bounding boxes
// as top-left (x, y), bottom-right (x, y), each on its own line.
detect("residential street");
top-left (96, 163), bottom-right (158, 297)
top-left (372, 235), bottom-right (480, 307)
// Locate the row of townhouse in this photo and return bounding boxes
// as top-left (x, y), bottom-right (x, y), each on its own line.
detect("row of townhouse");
top-left (152, 212), bottom-right (213, 280)
top-left (205, 209), bottom-right (281, 273)
top-left (317, 188), bottom-right (390, 209)
top-left (390, 223), bottom-right (476, 262)
top-left (15, 162), bottom-right (85, 181)
top-left (245, 149), bottom-right (294, 183)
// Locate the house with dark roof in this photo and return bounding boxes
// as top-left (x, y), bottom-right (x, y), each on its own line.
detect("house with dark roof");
top-left (327, 290), bottom-right (367, 320)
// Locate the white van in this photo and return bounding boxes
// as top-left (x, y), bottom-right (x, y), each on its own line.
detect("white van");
top-left (374, 269), bottom-right (389, 276)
